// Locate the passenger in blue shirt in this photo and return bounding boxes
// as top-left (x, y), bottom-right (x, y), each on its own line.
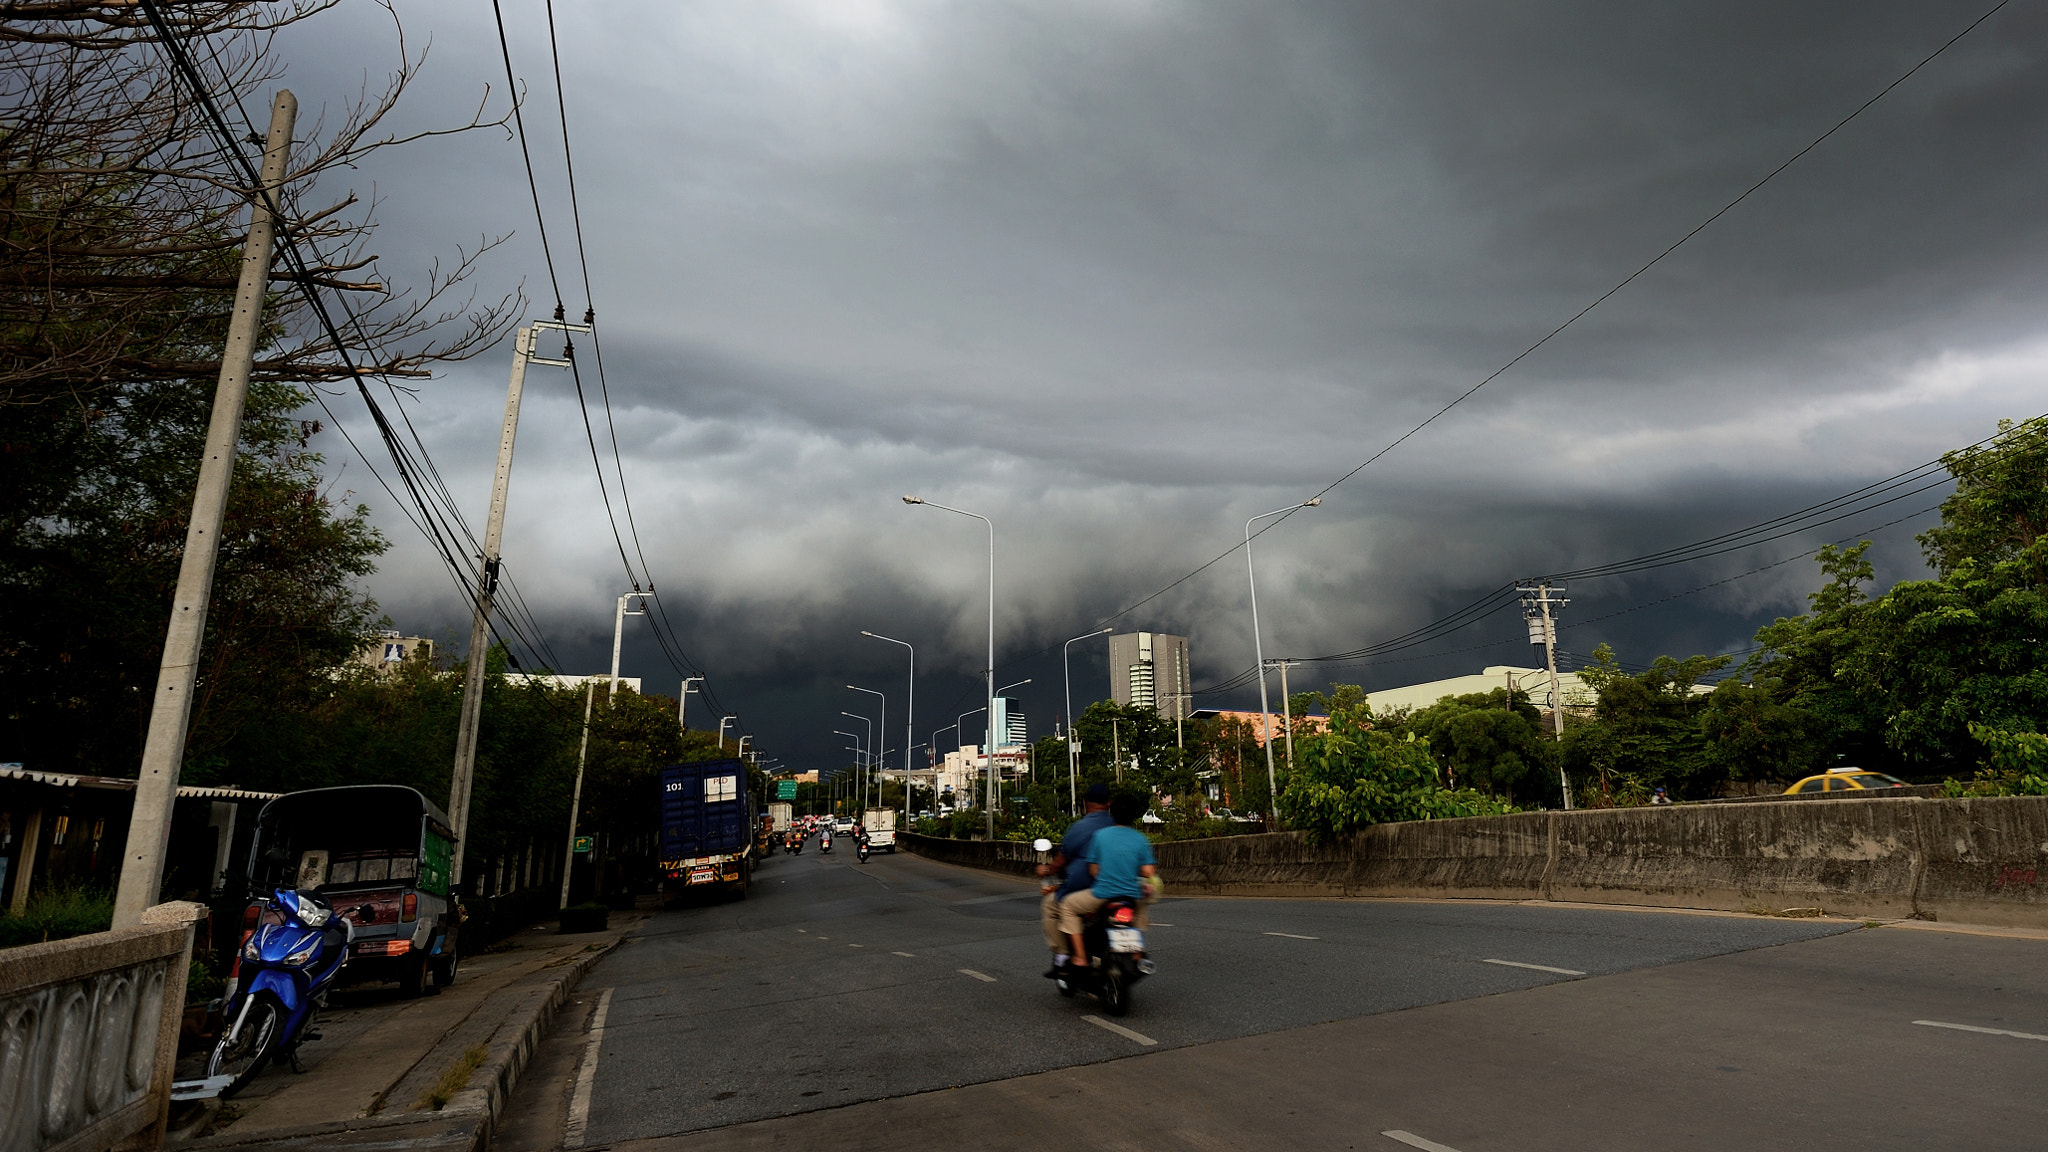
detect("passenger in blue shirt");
top-left (1038, 784), bottom-right (1113, 975)
top-left (1057, 794), bottom-right (1158, 967)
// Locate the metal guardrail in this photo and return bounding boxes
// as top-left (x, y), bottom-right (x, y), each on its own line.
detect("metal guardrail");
top-left (0, 901), bottom-right (206, 1152)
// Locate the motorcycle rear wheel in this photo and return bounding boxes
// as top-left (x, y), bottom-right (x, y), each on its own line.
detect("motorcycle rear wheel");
top-left (1100, 967), bottom-right (1130, 1017)
top-left (208, 994), bottom-right (284, 1098)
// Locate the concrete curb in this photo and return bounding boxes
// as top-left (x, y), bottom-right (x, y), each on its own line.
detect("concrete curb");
top-left (183, 931), bottom-right (631, 1152)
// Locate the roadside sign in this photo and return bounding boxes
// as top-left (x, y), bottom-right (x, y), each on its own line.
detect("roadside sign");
top-left (775, 781), bottom-right (798, 800)
top-left (573, 836), bottom-right (594, 854)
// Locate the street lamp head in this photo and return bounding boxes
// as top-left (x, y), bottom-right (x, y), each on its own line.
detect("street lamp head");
top-left (1303, 498), bottom-right (1322, 507)
top-left (1099, 626), bottom-right (1113, 634)
top-left (860, 630), bottom-right (874, 637)
top-left (901, 495), bottom-right (924, 505)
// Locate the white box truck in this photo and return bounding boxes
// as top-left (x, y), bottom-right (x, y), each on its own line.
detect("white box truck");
top-left (861, 809), bottom-right (897, 853)
top-left (768, 802), bottom-right (794, 833)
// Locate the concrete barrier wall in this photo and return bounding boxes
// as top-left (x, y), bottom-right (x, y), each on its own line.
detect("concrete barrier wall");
top-left (902, 795), bottom-right (2048, 928)
top-left (0, 901), bottom-right (206, 1152)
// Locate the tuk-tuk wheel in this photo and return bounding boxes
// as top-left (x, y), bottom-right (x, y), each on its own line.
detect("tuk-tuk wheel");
top-left (397, 954), bottom-right (429, 998)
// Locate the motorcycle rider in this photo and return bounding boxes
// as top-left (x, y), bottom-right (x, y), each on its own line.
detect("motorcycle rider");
top-left (1058, 793), bottom-right (1157, 970)
top-left (1038, 783), bottom-right (1115, 977)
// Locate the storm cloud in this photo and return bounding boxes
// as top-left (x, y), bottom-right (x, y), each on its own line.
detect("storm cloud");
top-left (272, 1), bottom-right (2048, 766)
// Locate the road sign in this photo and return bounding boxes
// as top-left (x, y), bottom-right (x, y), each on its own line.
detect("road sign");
top-left (573, 836), bottom-right (594, 854)
top-left (775, 781), bottom-right (799, 800)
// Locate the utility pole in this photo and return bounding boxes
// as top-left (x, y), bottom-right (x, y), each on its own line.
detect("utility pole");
top-left (1518, 582), bottom-right (1573, 810)
top-left (115, 92), bottom-right (295, 928)
top-left (1272, 659), bottom-right (1301, 775)
top-left (446, 315), bottom-right (588, 891)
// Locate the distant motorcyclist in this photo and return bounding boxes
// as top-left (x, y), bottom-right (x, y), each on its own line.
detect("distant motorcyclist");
top-left (1039, 783), bottom-right (1114, 977)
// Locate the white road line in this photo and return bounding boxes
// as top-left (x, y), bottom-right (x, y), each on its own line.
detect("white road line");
top-left (1915, 1019), bottom-right (2048, 1042)
top-left (1483, 958), bottom-right (1586, 976)
top-left (848, 943), bottom-right (864, 948)
top-left (563, 987), bottom-right (613, 1148)
top-left (958, 968), bottom-right (997, 982)
top-left (1149, 923), bottom-right (1174, 927)
top-left (1082, 1015), bottom-right (1158, 1046)
top-left (1383, 1131), bottom-right (1463, 1152)
top-left (1263, 931), bottom-right (1319, 940)
top-left (892, 951), bottom-right (914, 957)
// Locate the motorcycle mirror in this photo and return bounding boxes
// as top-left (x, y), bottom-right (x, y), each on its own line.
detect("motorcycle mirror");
top-left (1032, 838), bottom-right (1053, 852)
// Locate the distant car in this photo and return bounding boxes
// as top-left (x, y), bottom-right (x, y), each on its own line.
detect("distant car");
top-left (1784, 768), bottom-right (1909, 795)
top-left (834, 817), bottom-right (856, 834)
top-left (1140, 809), bottom-right (1166, 825)
top-left (1212, 807), bottom-right (1261, 825)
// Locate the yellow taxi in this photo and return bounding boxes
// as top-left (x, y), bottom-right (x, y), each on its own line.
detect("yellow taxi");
top-left (1783, 767), bottom-right (1909, 795)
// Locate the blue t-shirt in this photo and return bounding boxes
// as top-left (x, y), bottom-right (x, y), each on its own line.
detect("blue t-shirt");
top-left (1055, 810), bottom-right (1114, 899)
top-left (1084, 825), bottom-right (1156, 901)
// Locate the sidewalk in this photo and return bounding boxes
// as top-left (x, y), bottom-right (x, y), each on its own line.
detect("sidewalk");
top-left (171, 912), bottom-right (645, 1152)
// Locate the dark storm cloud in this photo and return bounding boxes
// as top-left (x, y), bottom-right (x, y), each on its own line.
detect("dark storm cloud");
top-left (275, 1), bottom-right (2047, 765)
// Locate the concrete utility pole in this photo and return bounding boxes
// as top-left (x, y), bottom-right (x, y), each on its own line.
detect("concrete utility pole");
top-left (1273, 659), bottom-right (1301, 775)
top-left (1518, 582), bottom-right (1573, 810)
top-left (115, 92), bottom-right (295, 928)
top-left (446, 315), bottom-right (588, 890)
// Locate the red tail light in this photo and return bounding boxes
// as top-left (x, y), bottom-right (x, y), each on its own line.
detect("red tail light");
top-left (1111, 906), bottom-right (1136, 924)
top-left (401, 893), bottom-right (418, 921)
top-left (243, 904), bottom-right (261, 931)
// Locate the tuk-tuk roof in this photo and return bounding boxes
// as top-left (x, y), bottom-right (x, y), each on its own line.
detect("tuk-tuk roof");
top-left (257, 784), bottom-right (455, 840)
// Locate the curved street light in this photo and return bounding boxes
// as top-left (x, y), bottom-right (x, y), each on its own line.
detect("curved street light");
top-left (1247, 498), bottom-right (1320, 822)
top-left (904, 494), bottom-right (998, 837)
top-left (1062, 627), bottom-right (1113, 813)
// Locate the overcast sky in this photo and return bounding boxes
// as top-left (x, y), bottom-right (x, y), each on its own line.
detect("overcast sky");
top-left (268, 1), bottom-right (2048, 771)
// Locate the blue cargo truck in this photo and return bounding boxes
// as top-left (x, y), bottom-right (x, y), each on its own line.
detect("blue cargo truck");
top-left (658, 758), bottom-right (755, 897)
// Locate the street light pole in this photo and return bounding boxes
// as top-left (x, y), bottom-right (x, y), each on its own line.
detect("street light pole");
top-left (561, 591), bottom-right (649, 910)
top-left (717, 715), bottom-right (737, 752)
top-left (847, 686), bottom-right (885, 812)
top-left (904, 495), bottom-right (998, 838)
top-left (1246, 499), bottom-right (1320, 824)
top-left (1062, 627), bottom-right (1112, 814)
top-left (863, 631), bottom-right (915, 833)
top-left (839, 712), bottom-right (871, 804)
top-left (677, 676), bottom-right (703, 732)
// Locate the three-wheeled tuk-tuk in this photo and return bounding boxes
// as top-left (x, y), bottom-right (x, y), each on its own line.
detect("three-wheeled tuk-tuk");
top-left (241, 785), bottom-right (460, 997)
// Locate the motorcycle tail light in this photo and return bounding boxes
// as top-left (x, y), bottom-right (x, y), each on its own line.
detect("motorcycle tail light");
top-left (243, 904), bottom-right (261, 932)
top-left (401, 893), bottom-right (418, 921)
top-left (1111, 906), bottom-right (1136, 924)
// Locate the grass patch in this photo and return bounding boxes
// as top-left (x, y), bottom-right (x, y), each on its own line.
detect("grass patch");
top-left (0, 885), bottom-right (112, 948)
top-left (414, 1044), bottom-right (490, 1112)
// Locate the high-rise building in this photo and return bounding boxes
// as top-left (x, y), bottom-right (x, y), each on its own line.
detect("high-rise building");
top-left (1109, 631), bottom-right (1190, 721)
top-left (993, 696), bottom-right (1026, 748)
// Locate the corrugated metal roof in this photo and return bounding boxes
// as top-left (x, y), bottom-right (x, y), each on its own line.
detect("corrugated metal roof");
top-left (0, 766), bottom-right (280, 800)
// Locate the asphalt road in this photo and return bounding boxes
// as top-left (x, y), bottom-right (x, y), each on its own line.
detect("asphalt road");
top-left (484, 840), bottom-right (2048, 1150)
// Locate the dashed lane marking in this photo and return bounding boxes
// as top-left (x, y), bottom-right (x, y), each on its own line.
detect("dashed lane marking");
top-left (1082, 1015), bottom-right (1157, 1046)
top-left (958, 968), bottom-right (997, 982)
top-left (1383, 1131), bottom-right (1463, 1152)
top-left (1915, 1019), bottom-right (2048, 1041)
top-left (1483, 958), bottom-right (1586, 977)
top-left (892, 951), bottom-right (914, 957)
top-left (1263, 932), bottom-right (1319, 940)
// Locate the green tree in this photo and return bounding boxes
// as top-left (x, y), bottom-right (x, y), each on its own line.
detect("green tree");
top-left (1406, 689), bottom-right (1555, 802)
top-left (1278, 696), bottom-right (1516, 843)
top-left (1562, 645), bottom-right (1730, 802)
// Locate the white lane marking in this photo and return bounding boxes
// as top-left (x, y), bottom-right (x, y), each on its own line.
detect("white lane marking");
top-left (958, 968), bottom-right (997, 982)
top-left (1483, 958), bottom-right (1586, 977)
top-left (563, 987), bottom-right (613, 1148)
top-left (892, 951), bottom-right (914, 957)
top-left (1149, 923), bottom-right (1174, 927)
top-left (848, 943), bottom-right (864, 948)
top-left (1263, 931), bottom-right (1319, 940)
top-left (1915, 1019), bottom-right (2048, 1042)
top-left (1383, 1131), bottom-right (1463, 1152)
top-left (1082, 1014), bottom-right (1158, 1046)
top-left (815, 935), bottom-right (828, 940)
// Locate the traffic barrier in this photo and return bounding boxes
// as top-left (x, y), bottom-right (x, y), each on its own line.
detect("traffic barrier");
top-left (902, 795), bottom-right (2048, 928)
top-left (0, 901), bottom-right (207, 1152)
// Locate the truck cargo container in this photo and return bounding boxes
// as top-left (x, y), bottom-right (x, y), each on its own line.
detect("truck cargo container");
top-left (861, 808), bottom-right (897, 853)
top-left (658, 758), bottom-right (754, 896)
top-left (768, 802), bottom-right (794, 832)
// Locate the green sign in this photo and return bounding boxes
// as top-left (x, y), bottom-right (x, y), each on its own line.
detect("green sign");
top-left (573, 836), bottom-right (594, 854)
top-left (775, 781), bottom-right (799, 800)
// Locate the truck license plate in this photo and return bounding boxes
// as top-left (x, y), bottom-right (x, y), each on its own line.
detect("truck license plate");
top-left (1108, 928), bottom-right (1144, 952)
top-left (688, 870), bottom-right (715, 884)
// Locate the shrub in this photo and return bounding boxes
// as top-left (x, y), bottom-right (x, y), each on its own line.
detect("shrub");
top-left (0, 885), bottom-right (113, 948)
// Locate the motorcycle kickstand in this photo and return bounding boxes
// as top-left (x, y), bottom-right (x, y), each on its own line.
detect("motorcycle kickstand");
top-left (289, 1049), bottom-right (308, 1074)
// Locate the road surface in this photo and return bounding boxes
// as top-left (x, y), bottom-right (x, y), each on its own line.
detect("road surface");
top-left (495, 839), bottom-right (2048, 1151)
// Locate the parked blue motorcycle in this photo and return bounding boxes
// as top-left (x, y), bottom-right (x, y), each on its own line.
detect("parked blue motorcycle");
top-left (205, 889), bottom-right (369, 1097)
